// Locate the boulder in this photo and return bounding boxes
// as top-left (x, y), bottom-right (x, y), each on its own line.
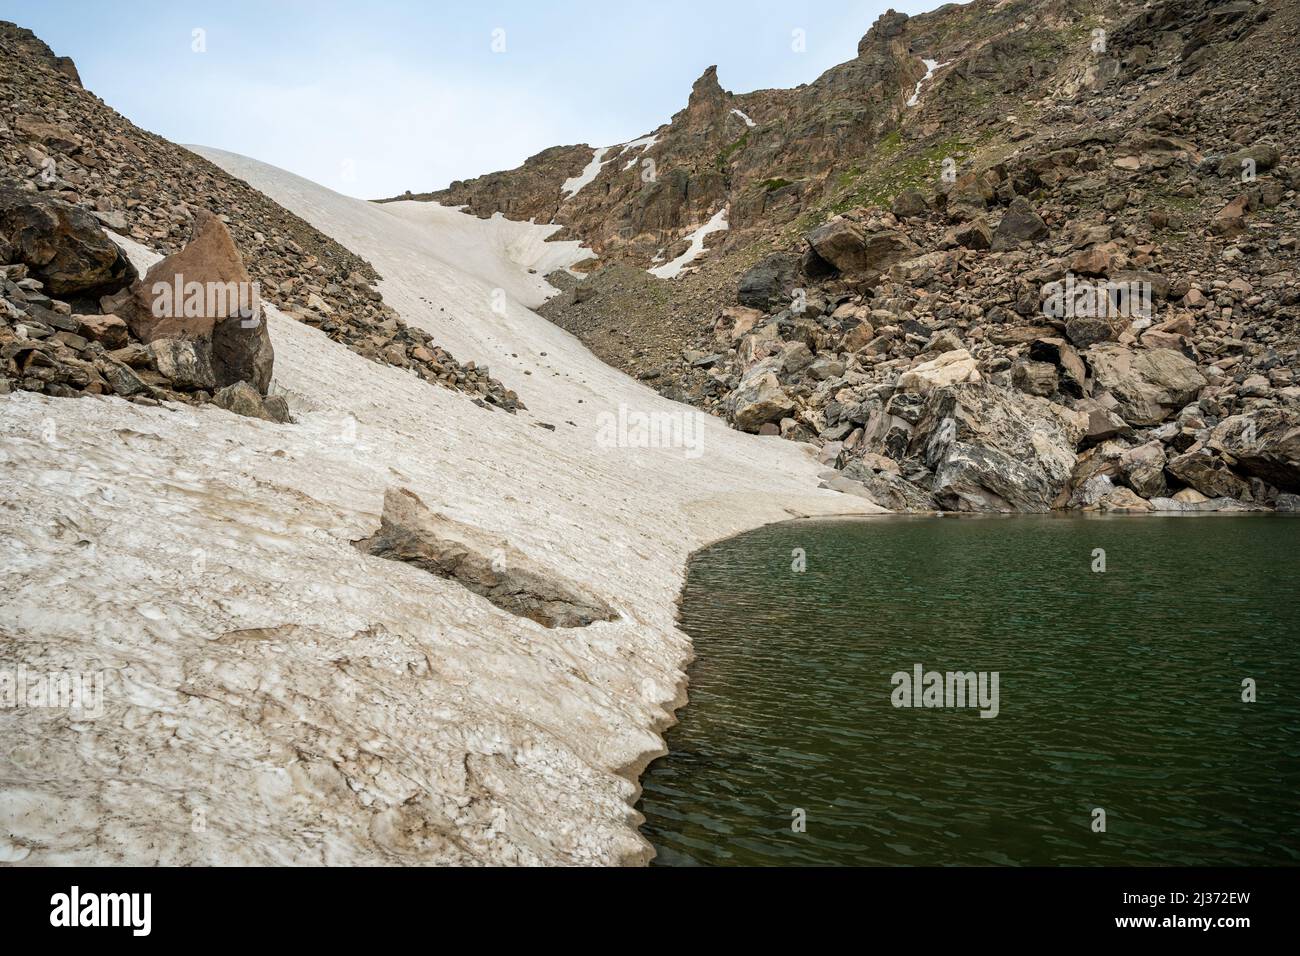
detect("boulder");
top-left (721, 305), bottom-right (763, 341)
top-left (730, 371), bottom-right (794, 432)
top-left (843, 320), bottom-right (877, 352)
top-left (737, 252), bottom-right (799, 311)
top-left (991, 197), bottom-right (1048, 250)
top-left (1085, 344), bottom-right (1205, 426)
top-left (897, 349), bottom-right (981, 392)
top-left (805, 220), bottom-right (916, 274)
top-left (101, 211), bottom-right (274, 393)
top-left (74, 313), bottom-right (128, 349)
top-left (833, 465), bottom-right (934, 512)
top-left (1074, 397), bottom-right (1132, 446)
top-left (355, 488), bottom-right (617, 629)
top-left (817, 474), bottom-right (893, 512)
top-left (891, 190), bottom-right (928, 218)
top-left (909, 383), bottom-right (1083, 512)
top-left (1028, 337), bottom-right (1086, 396)
top-left (1210, 409), bottom-right (1300, 492)
top-left (778, 341), bottom-right (815, 376)
top-left (149, 338), bottom-right (216, 391)
top-left (0, 185), bottom-right (136, 295)
top-left (1165, 448), bottom-right (1251, 500)
top-left (1011, 359), bottom-right (1057, 397)
top-left (211, 381), bottom-right (291, 424)
top-left (212, 309), bottom-right (275, 395)
top-left (1216, 144), bottom-right (1281, 177)
top-left (951, 217), bottom-right (992, 250)
top-left (1118, 440), bottom-right (1167, 499)
top-left (1098, 486), bottom-right (1154, 513)
top-left (1065, 314), bottom-right (1122, 349)
top-left (1211, 195), bottom-right (1250, 236)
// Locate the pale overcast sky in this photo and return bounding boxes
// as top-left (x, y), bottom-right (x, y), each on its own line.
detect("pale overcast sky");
top-left (3, 0), bottom-right (942, 199)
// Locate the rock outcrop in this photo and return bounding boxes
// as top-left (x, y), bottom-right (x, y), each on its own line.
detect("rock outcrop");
top-left (102, 211), bottom-right (275, 394)
top-left (528, 0), bottom-right (1299, 514)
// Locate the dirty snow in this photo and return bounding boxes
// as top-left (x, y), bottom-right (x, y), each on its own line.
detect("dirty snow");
top-left (619, 134), bottom-right (658, 171)
top-left (0, 152), bottom-right (879, 867)
top-left (907, 57), bottom-right (951, 107)
top-left (730, 108), bottom-right (757, 128)
top-left (561, 146), bottom-right (613, 200)
top-left (648, 207), bottom-right (730, 280)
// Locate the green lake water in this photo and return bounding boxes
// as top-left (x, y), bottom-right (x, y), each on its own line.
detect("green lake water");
top-left (637, 515), bottom-right (1300, 866)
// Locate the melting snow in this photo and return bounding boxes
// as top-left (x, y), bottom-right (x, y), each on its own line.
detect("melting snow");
top-left (561, 145), bottom-right (613, 200)
top-left (620, 134), bottom-right (659, 171)
top-left (619, 134), bottom-right (658, 155)
top-left (907, 57), bottom-right (951, 107)
top-left (648, 207), bottom-right (729, 279)
top-left (730, 108), bottom-right (757, 128)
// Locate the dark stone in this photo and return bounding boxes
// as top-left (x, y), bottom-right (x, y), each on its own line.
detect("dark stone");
top-left (737, 252), bottom-right (799, 311)
top-left (991, 196), bottom-right (1049, 250)
top-left (0, 184), bottom-right (136, 296)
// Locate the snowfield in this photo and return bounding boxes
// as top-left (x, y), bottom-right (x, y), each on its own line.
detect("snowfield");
top-left (730, 108), bottom-right (757, 128)
top-left (0, 150), bottom-right (879, 866)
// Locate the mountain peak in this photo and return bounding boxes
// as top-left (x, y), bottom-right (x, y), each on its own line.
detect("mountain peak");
top-left (689, 65), bottom-right (723, 102)
top-left (858, 9), bottom-right (910, 56)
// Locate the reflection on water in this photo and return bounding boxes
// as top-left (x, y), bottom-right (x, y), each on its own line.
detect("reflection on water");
top-left (638, 515), bottom-right (1300, 866)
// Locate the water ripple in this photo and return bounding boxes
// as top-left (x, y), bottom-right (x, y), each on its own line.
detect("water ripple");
top-left (639, 515), bottom-right (1300, 866)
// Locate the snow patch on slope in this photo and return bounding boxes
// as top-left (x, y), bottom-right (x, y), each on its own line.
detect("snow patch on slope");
top-left (730, 108), bottom-right (757, 128)
top-left (907, 58), bottom-right (951, 107)
top-left (619, 134), bottom-right (659, 171)
top-left (561, 146), bottom-right (613, 200)
top-left (648, 208), bottom-right (729, 280)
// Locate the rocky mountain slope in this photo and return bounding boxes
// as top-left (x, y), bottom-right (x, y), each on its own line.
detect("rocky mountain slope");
top-left (403, 0), bottom-right (1300, 515)
top-left (0, 21), bottom-right (522, 412)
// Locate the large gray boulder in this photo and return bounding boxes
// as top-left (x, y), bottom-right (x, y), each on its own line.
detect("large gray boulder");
top-left (909, 383), bottom-right (1084, 512)
top-left (1118, 440), bottom-right (1167, 499)
top-left (737, 252), bottom-right (799, 311)
top-left (1210, 409), bottom-right (1300, 492)
top-left (355, 488), bottom-right (617, 629)
top-left (991, 196), bottom-right (1048, 250)
top-left (730, 369), bottom-right (795, 432)
top-left (804, 220), bottom-right (916, 275)
top-left (1085, 344), bottom-right (1205, 426)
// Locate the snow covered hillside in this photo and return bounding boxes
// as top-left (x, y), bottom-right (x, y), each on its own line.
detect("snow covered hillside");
top-left (0, 150), bottom-right (879, 866)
